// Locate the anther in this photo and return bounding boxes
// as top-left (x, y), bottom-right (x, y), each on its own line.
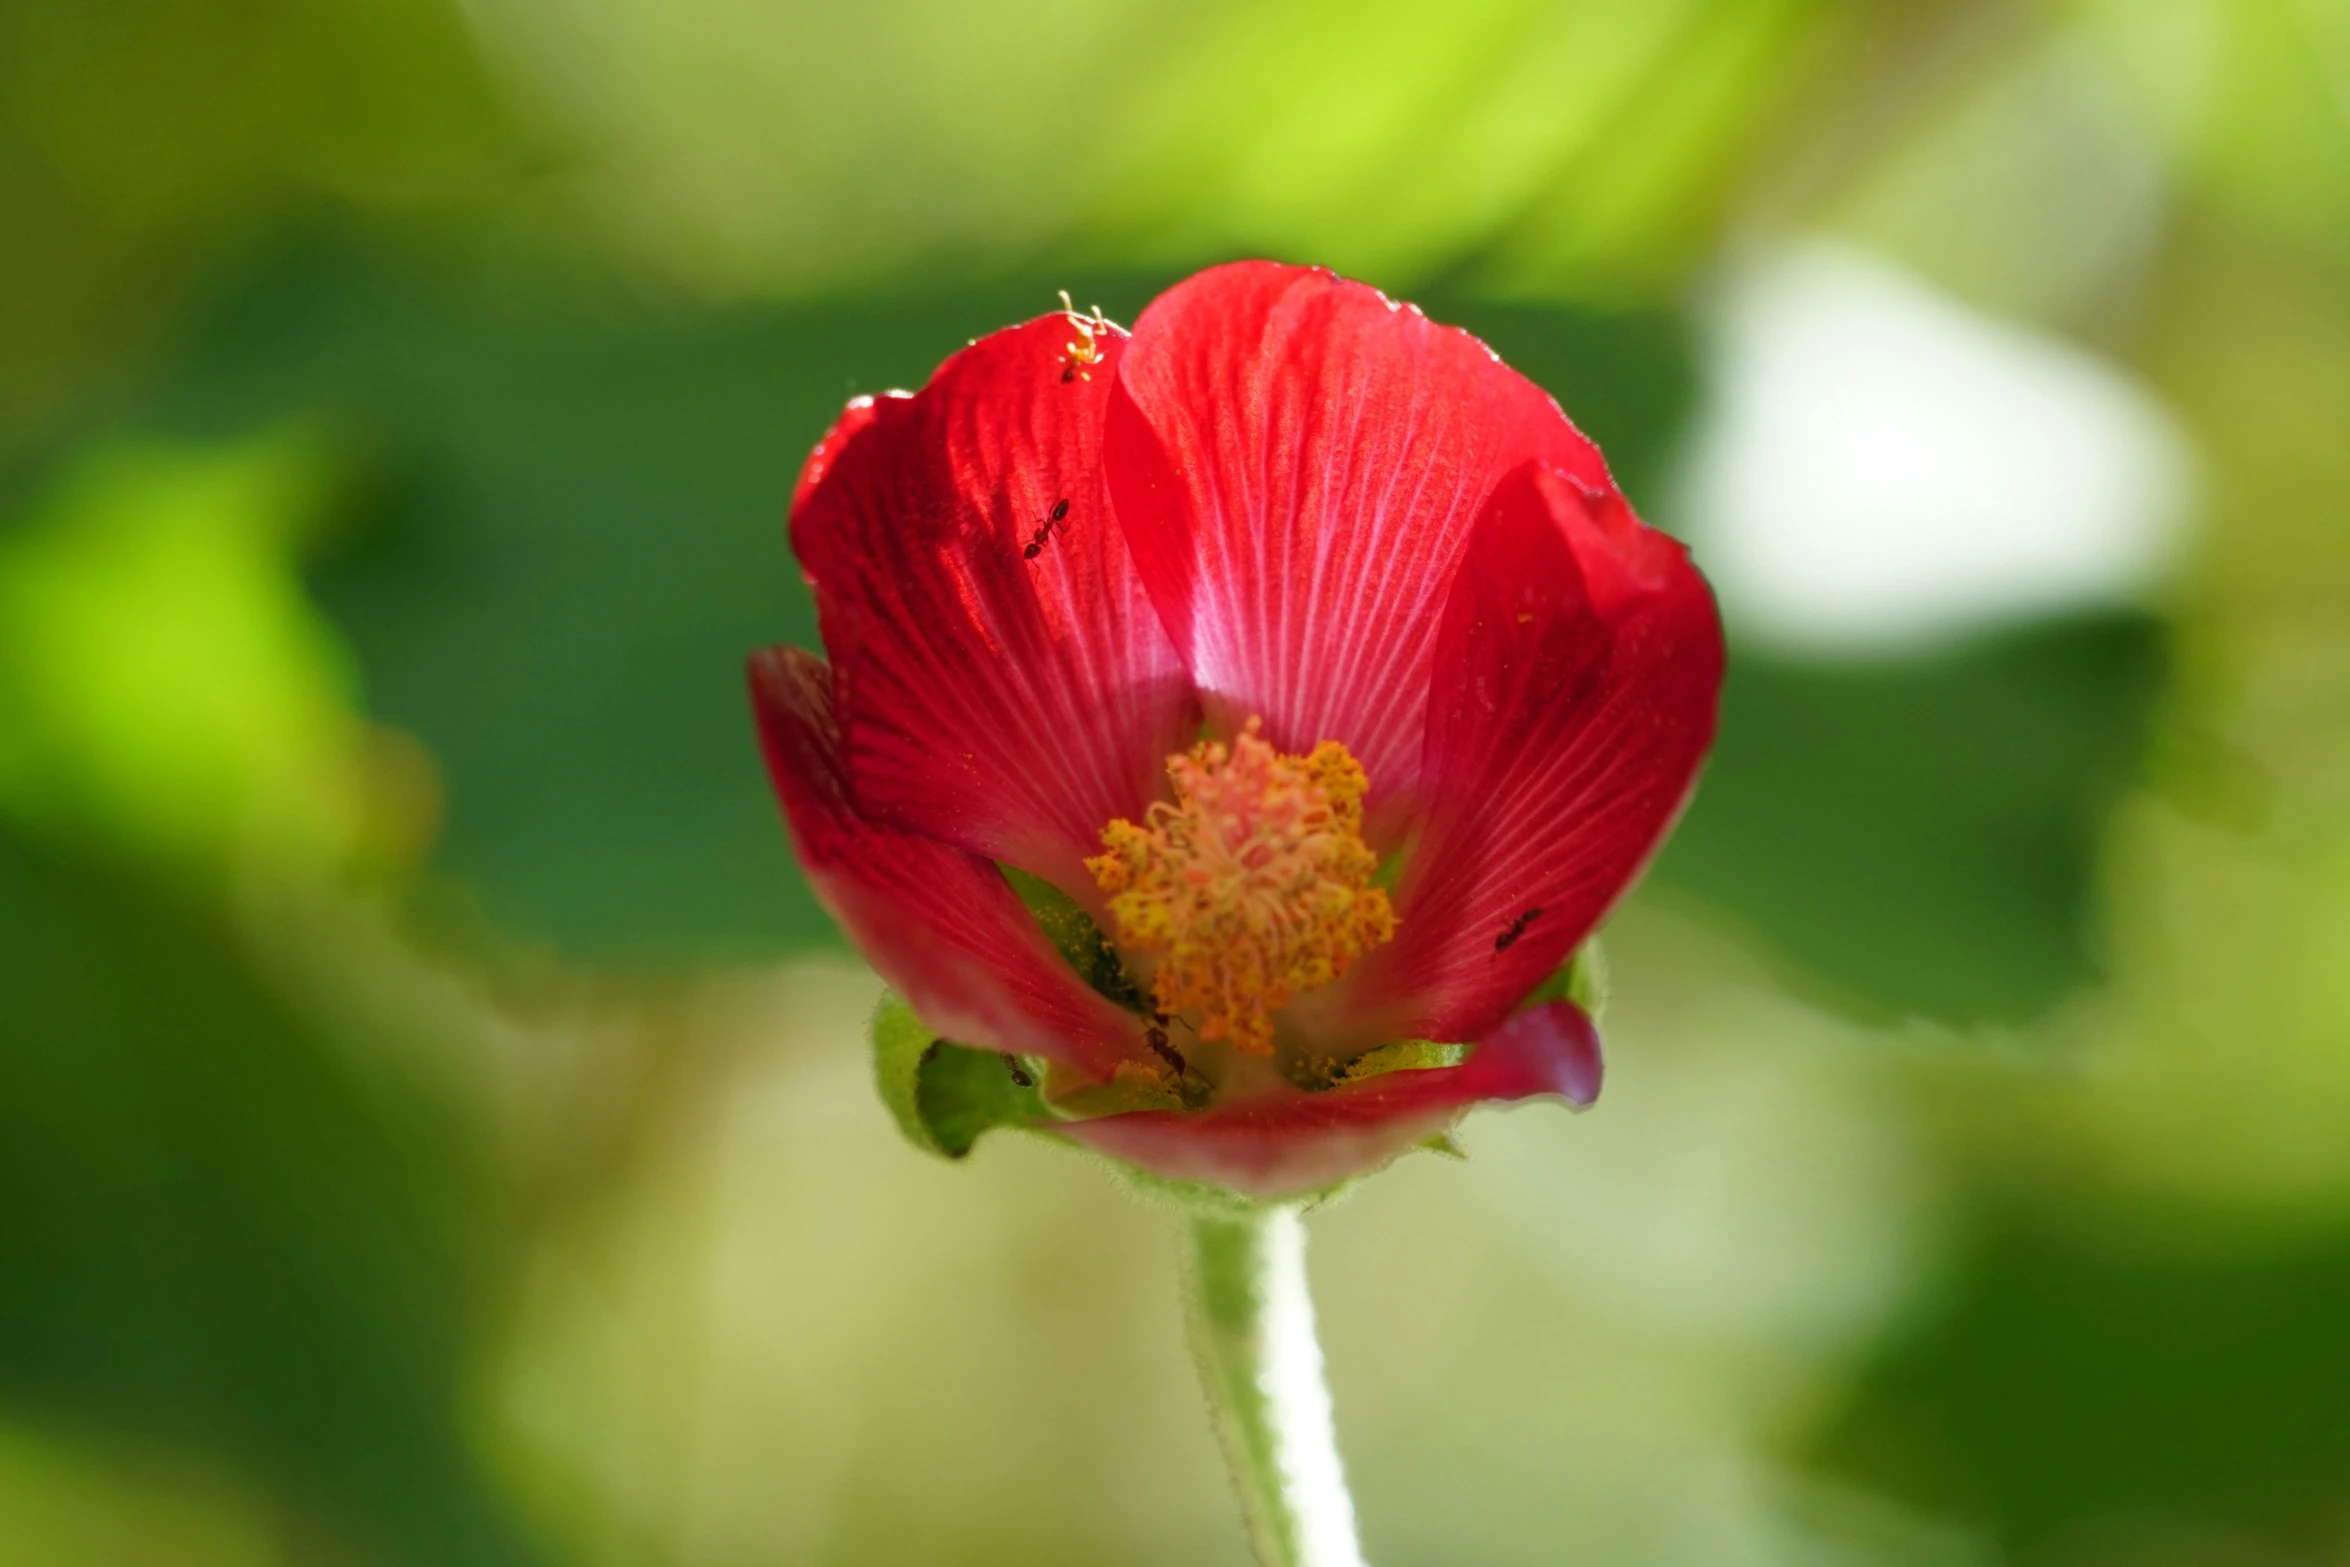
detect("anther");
top-left (1086, 719), bottom-right (1396, 1055)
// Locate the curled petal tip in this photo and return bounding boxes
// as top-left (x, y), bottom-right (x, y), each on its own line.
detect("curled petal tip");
top-left (1481, 1000), bottom-right (1604, 1109)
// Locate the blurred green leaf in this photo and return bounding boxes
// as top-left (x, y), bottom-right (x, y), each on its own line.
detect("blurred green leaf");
top-left (0, 0), bottom-right (519, 440)
top-left (0, 824), bottom-right (538, 1566)
top-left (2088, 0), bottom-right (2350, 269)
top-left (1650, 613), bottom-right (2166, 1026)
top-left (0, 435), bottom-right (377, 872)
top-left (456, 0), bottom-right (1841, 303)
top-left (1807, 1212), bottom-right (2350, 1556)
top-left (0, 1418), bottom-right (282, 1567)
top-left (871, 994), bottom-right (1046, 1161)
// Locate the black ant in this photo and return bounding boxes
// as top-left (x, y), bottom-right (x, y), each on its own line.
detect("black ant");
top-left (1000, 1052), bottom-right (1034, 1089)
top-left (1023, 498), bottom-right (1070, 560)
top-left (1494, 907), bottom-right (1544, 954)
top-left (1144, 1013), bottom-right (1191, 1079)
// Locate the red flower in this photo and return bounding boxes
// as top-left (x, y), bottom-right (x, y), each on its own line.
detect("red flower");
top-left (751, 262), bottom-right (1722, 1201)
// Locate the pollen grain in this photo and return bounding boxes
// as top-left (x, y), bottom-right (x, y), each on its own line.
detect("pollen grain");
top-left (1086, 720), bottom-right (1396, 1055)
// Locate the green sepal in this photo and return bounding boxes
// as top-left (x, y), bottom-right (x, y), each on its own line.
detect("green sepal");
top-left (1523, 935), bottom-right (1610, 1022)
top-left (870, 993), bottom-right (1046, 1160)
top-left (1106, 1160), bottom-right (1287, 1218)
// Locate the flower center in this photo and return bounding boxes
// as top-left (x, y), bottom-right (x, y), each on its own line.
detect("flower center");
top-left (1086, 720), bottom-right (1397, 1056)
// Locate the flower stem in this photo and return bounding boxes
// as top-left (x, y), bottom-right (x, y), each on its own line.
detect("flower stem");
top-left (1183, 1206), bottom-right (1369, 1567)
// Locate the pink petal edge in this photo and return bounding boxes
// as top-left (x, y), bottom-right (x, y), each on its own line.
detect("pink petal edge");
top-left (1056, 999), bottom-right (1603, 1202)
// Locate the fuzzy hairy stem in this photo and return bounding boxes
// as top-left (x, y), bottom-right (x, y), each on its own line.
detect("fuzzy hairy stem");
top-left (1183, 1207), bottom-right (1368, 1567)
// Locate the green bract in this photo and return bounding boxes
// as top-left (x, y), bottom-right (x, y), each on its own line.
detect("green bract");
top-left (869, 994), bottom-right (1047, 1160)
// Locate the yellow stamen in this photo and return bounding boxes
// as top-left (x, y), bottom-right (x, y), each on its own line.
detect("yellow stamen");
top-left (1086, 720), bottom-right (1396, 1056)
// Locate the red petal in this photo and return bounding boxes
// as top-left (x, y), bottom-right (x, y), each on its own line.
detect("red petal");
top-left (1351, 464), bottom-right (1723, 1042)
top-left (792, 315), bottom-right (1197, 894)
top-left (750, 646), bottom-right (1143, 1077)
top-left (1105, 262), bottom-right (1608, 834)
top-left (1057, 1000), bottom-right (1602, 1201)
top-left (792, 392), bottom-right (901, 515)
